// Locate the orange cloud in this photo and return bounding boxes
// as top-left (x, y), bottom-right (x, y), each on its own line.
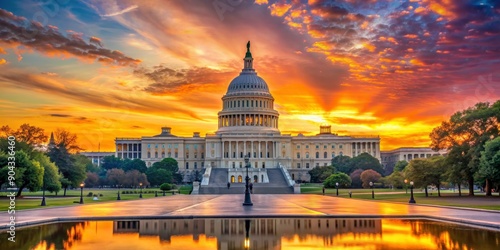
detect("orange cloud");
top-left (269, 3), bottom-right (292, 17)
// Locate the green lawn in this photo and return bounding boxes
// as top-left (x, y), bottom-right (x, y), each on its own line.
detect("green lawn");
top-left (0, 186), bottom-right (191, 210)
top-left (302, 183), bottom-right (500, 211)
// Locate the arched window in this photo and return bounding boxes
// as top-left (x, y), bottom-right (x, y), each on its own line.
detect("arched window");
top-left (315, 152), bottom-right (319, 158)
top-left (231, 175), bottom-right (235, 183)
top-left (147, 152), bottom-right (151, 158)
top-left (324, 152), bottom-right (327, 158)
top-left (185, 162), bottom-right (189, 169)
top-left (306, 152), bottom-right (309, 159)
top-left (238, 175), bottom-right (243, 183)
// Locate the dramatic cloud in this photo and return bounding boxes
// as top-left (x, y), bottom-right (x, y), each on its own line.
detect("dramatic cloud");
top-left (0, 8), bottom-right (141, 66)
top-left (134, 64), bottom-right (234, 95)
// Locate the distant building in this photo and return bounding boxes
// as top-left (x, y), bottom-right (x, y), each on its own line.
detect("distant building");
top-left (380, 147), bottom-right (447, 174)
top-left (80, 151), bottom-right (114, 167)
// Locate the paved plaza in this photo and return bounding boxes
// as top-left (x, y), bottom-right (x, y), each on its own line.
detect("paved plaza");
top-left (1, 194), bottom-right (499, 230)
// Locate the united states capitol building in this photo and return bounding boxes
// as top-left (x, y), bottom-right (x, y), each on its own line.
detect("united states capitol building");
top-left (113, 42), bottom-right (381, 185)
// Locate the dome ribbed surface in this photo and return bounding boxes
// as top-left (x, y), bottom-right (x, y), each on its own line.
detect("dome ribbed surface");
top-left (226, 72), bottom-right (270, 95)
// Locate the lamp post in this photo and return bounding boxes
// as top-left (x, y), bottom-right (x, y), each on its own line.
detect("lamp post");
top-left (41, 183), bottom-right (46, 206)
top-left (79, 183), bottom-right (84, 204)
top-left (139, 182), bottom-right (143, 198)
top-left (409, 181), bottom-right (416, 203)
top-left (370, 181), bottom-right (374, 199)
top-left (404, 179), bottom-right (408, 194)
top-left (242, 155), bottom-right (253, 206)
top-left (117, 185), bottom-right (121, 200)
top-left (336, 182), bottom-right (339, 196)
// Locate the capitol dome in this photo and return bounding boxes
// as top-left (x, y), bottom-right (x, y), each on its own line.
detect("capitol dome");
top-left (216, 41), bottom-right (280, 135)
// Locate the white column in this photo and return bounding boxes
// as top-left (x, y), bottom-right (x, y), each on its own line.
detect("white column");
top-left (258, 141), bottom-right (261, 158)
top-left (251, 141), bottom-right (254, 158)
top-left (244, 141), bottom-right (246, 157)
top-left (229, 141), bottom-right (232, 159)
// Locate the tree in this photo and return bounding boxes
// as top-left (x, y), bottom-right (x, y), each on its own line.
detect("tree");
top-left (146, 168), bottom-right (172, 186)
top-left (385, 171), bottom-right (405, 189)
top-left (427, 156), bottom-right (447, 197)
top-left (349, 169), bottom-right (363, 188)
top-left (152, 157), bottom-right (179, 172)
top-left (53, 128), bottom-right (83, 153)
top-left (123, 159), bottom-right (147, 173)
top-left (360, 169), bottom-right (381, 188)
top-left (85, 172), bottom-right (99, 188)
top-left (323, 173), bottom-right (351, 188)
top-left (106, 168), bottom-right (125, 187)
top-left (48, 138), bottom-right (86, 196)
top-left (430, 101), bottom-right (500, 196)
top-left (101, 155), bottom-right (123, 171)
top-left (308, 165), bottom-right (335, 183)
top-left (350, 153), bottom-right (384, 175)
top-left (331, 155), bottom-right (352, 173)
top-left (124, 170), bottom-right (149, 187)
top-left (405, 158), bottom-right (437, 197)
top-left (394, 160), bottom-right (409, 172)
top-left (11, 124), bottom-right (48, 147)
top-left (12, 150), bottom-right (44, 196)
top-left (478, 137), bottom-right (500, 196)
top-left (33, 153), bottom-right (61, 193)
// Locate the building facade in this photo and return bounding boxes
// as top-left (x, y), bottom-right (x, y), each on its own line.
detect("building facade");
top-left (115, 42), bottom-right (380, 182)
top-left (380, 147), bottom-right (447, 174)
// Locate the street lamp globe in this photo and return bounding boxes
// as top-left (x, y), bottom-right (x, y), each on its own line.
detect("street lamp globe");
top-left (369, 181), bottom-right (373, 187)
top-left (79, 183), bottom-right (84, 204)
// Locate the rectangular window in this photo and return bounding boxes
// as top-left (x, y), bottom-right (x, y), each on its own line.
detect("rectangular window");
top-left (186, 162), bottom-right (189, 169)
top-left (296, 145), bottom-right (300, 149)
top-left (324, 145), bottom-right (327, 149)
top-left (194, 162), bottom-right (197, 169)
top-left (332, 145), bottom-right (335, 149)
top-left (296, 153), bottom-right (300, 158)
top-left (168, 144), bottom-right (172, 148)
top-left (174, 144), bottom-right (178, 148)
top-left (306, 145), bottom-right (309, 149)
top-left (316, 145), bottom-right (319, 149)
top-left (339, 145), bottom-right (343, 149)
top-left (306, 163), bottom-right (310, 168)
top-left (297, 163), bottom-right (301, 168)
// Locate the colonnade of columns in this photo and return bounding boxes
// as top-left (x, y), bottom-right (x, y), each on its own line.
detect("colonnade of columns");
top-left (352, 141), bottom-right (379, 157)
top-left (218, 114), bottom-right (278, 128)
top-left (115, 142), bottom-right (141, 159)
top-left (222, 140), bottom-right (278, 159)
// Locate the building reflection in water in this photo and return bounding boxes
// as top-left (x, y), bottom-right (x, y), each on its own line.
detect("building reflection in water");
top-left (113, 218), bottom-right (380, 249)
top-left (12, 218), bottom-right (500, 250)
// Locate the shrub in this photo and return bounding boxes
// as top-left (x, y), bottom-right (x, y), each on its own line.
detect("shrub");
top-left (86, 192), bottom-right (93, 197)
top-left (160, 183), bottom-right (173, 191)
top-left (99, 193), bottom-right (103, 197)
top-left (323, 173), bottom-right (352, 188)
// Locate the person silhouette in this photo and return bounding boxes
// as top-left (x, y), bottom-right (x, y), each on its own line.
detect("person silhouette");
top-left (227, 182), bottom-right (230, 189)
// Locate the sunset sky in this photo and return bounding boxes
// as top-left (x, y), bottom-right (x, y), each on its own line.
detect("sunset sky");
top-left (0, 0), bottom-right (499, 152)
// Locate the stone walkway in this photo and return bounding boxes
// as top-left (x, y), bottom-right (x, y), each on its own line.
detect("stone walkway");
top-left (1, 194), bottom-right (499, 230)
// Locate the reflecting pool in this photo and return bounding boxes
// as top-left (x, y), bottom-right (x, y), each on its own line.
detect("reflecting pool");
top-left (4, 218), bottom-right (500, 250)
